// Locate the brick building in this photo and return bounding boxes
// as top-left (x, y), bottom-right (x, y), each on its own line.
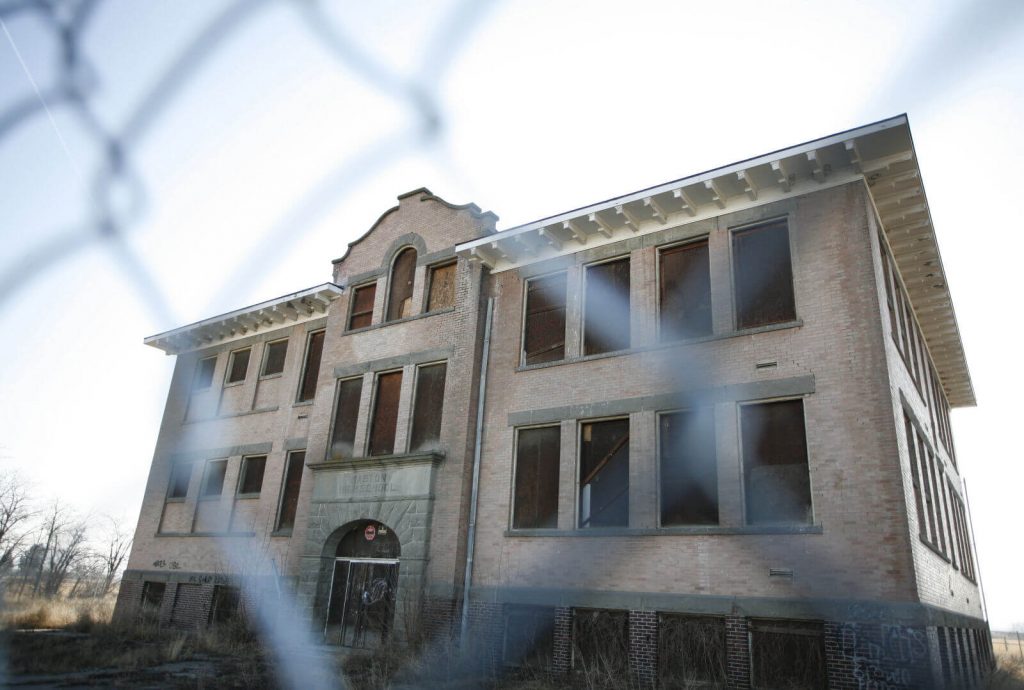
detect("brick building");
top-left (117, 115), bottom-right (991, 688)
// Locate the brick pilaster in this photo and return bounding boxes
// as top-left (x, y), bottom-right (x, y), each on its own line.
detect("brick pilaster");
top-left (725, 616), bottom-right (750, 689)
top-left (628, 610), bottom-right (657, 689)
top-left (552, 606), bottom-right (572, 674)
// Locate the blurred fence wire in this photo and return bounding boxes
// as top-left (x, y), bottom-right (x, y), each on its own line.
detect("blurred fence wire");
top-left (0, 0), bottom-right (498, 323)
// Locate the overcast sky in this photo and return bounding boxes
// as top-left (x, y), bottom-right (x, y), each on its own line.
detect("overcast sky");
top-left (1, 0), bottom-right (1022, 629)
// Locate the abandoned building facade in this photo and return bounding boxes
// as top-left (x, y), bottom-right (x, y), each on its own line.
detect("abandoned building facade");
top-left (116, 116), bottom-right (991, 688)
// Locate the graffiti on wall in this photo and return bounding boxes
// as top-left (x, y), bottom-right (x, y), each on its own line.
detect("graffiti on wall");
top-left (840, 621), bottom-right (930, 690)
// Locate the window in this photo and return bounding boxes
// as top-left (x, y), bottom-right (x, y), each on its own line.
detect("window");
top-left (387, 247), bottom-right (417, 321)
top-left (503, 606), bottom-right (555, 669)
top-left (330, 377), bottom-right (363, 457)
top-left (409, 363), bottom-right (446, 451)
top-left (741, 400), bottom-right (812, 525)
top-left (583, 258), bottom-right (631, 355)
top-left (905, 414), bottom-right (930, 543)
top-left (349, 283), bottom-right (376, 330)
top-left (733, 219), bottom-right (796, 329)
top-left (579, 418), bottom-right (629, 528)
top-left (167, 462), bottom-right (193, 499)
top-left (659, 240), bottom-right (712, 340)
top-left (522, 272), bottom-right (567, 365)
top-left (658, 615), bottom-right (727, 689)
top-left (880, 239), bottom-right (899, 341)
top-left (750, 619), bottom-right (826, 689)
top-left (140, 581), bottom-right (166, 616)
top-left (368, 371), bottom-right (402, 456)
top-left (513, 426), bottom-right (560, 529)
top-left (226, 348), bottom-right (250, 384)
top-left (209, 585), bottom-right (241, 625)
top-left (201, 459), bottom-right (228, 498)
top-left (949, 487), bottom-right (976, 581)
top-left (572, 609), bottom-right (629, 680)
top-left (193, 356), bottom-right (216, 390)
top-left (427, 261), bottom-right (456, 311)
top-left (237, 455), bottom-right (266, 495)
top-left (297, 330), bottom-right (325, 402)
top-left (276, 450), bottom-right (306, 531)
top-left (659, 409), bottom-right (718, 526)
top-left (905, 412), bottom-right (950, 556)
top-left (261, 339), bottom-right (288, 376)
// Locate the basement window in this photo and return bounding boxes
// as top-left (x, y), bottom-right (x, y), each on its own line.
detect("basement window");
top-left (348, 283), bottom-right (376, 330)
top-left (409, 362), bottom-right (447, 451)
top-left (741, 399), bottom-right (812, 525)
top-left (503, 606), bottom-right (555, 669)
top-left (427, 261), bottom-right (457, 311)
top-left (167, 462), bottom-right (193, 499)
top-left (579, 418), bottom-right (629, 528)
top-left (193, 356), bottom-right (216, 390)
top-left (261, 339), bottom-right (288, 377)
top-left (330, 377), bottom-right (364, 458)
top-left (522, 272), bottom-right (567, 365)
top-left (659, 409), bottom-right (718, 526)
top-left (750, 619), bottom-right (826, 690)
top-left (368, 370), bottom-right (402, 456)
top-left (209, 585), bottom-right (241, 625)
top-left (659, 240), bottom-right (712, 341)
top-left (139, 581), bottom-right (165, 619)
top-left (276, 450), bottom-right (306, 532)
top-left (584, 258), bottom-right (631, 355)
top-left (297, 330), bottom-right (325, 403)
top-left (733, 219), bottom-right (796, 330)
top-left (387, 247), bottom-right (417, 321)
top-left (658, 614), bottom-right (727, 689)
top-left (572, 609), bottom-right (630, 680)
top-left (513, 426), bottom-right (560, 529)
top-left (237, 455), bottom-right (266, 496)
top-left (226, 348), bottom-right (250, 384)
top-left (201, 459), bottom-right (228, 498)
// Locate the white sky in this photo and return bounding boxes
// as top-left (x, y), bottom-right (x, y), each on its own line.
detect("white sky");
top-left (0, 0), bottom-right (1021, 629)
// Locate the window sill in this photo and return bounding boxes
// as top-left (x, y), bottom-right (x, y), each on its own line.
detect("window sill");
top-left (919, 535), bottom-right (952, 563)
top-left (235, 493), bottom-right (261, 500)
top-left (155, 531), bottom-right (256, 538)
top-left (223, 381), bottom-right (245, 388)
top-left (505, 524), bottom-right (823, 537)
top-left (344, 307), bottom-right (456, 335)
top-left (270, 529), bottom-right (294, 538)
top-left (183, 406), bottom-right (280, 425)
top-left (292, 400), bottom-right (314, 408)
top-left (308, 450), bottom-right (444, 471)
top-left (259, 373), bottom-right (284, 381)
top-left (164, 497), bottom-right (186, 504)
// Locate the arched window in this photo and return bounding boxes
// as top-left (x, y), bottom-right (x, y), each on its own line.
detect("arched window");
top-left (386, 247), bottom-right (417, 321)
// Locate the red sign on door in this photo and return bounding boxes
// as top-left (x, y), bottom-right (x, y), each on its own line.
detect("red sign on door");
top-left (364, 524), bottom-right (377, 541)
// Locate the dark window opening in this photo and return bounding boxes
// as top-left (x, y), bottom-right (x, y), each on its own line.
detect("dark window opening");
top-left (349, 283), bottom-right (376, 330)
top-left (504, 606), bottom-right (555, 669)
top-left (201, 459), bottom-right (228, 498)
top-left (523, 272), bottom-right (567, 365)
top-left (579, 419), bottom-right (629, 528)
top-left (741, 400), bottom-right (812, 525)
top-left (226, 348), bottom-right (250, 384)
top-left (572, 609), bottom-right (629, 681)
top-left (750, 619), bottom-right (826, 690)
top-left (238, 455), bottom-right (266, 495)
top-left (193, 356), bottom-right (216, 390)
top-left (513, 426), bottom-right (560, 529)
top-left (368, 371), bottom-right (402, 456)
top-left (330, 377), bottom-right (364, 458)
top-left (336, 520), bottom-right (401, 559)
top-left (297, 330), bottom-right (325, 402)
top-left (659, 240), bottom-right (712, 340)
top-left (387, 247), bottom-right (417, 321)
top-left (140, 581), bottom-right (166, 613)
top-left (660, 409), bottom-right (718, 526)
top-left (427, 262), bottom-right (456, 312)
top-left (905, 414), bottom-right (930, 543)
top-left (209, 585), bottom-right (241, 625)
top-left (733, 219), bottom-right (796, 330)
top-left (658, 614), bottom-right (727, 689)
top-left (584, 258), bottom-right (631, 355)
top-left (409, 363), bottom-right (447, 451)
top-left (167, 462), bottom-right (193, 499)
top-left (276, 450), bottom-right (305, 531)
top-left (261, 339), bottom-right (288, 376)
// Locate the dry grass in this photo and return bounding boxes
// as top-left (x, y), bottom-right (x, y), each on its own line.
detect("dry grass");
top-left (0, 592), bottom-right (117, 631)
top-left (986, 648), bottom-right (1024, 689)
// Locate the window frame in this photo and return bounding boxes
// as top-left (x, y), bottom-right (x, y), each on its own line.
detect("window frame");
top-left (236, 455), bottom-right (267, 498)
top-left (576, 416), bottom-right (631, 529)
top-left (274, 449), bottom-right (306, 533)
top-left (199, 458), bottom-right (229, 500)
top-left (259, 338), bottom-right (289, 378)
top-left (581, 255), bottom-right (632, 357)
top-left (730, 216), bottom-right (797, 331)
top-left (520, 269), bottom-right (568, 367)
top-left (655, 236), bottom-right (713, 343)
top-left (347, 281), bottom-right (378, 331)
top-left (367, 368), bottom-right (404, 457)
top-left (408, 360), bottom-right (448, 452)
top-left (224, 347), bottom-right (251, 386)
top-left (385, 246), bottom-right (418, 322)
top-left (296, 328), bottom-right (326, 403)
top-left (193, 355), bottom-right (217, 391)
top-left (510, 424), bottom-right (562, 530)
top-left (329, 375), bottom-right (365, 459)
top-left (166, 462), bottom-right (194, 501)
top-left (425, 260), bottom-right (457, 313)
top-left (656, 407), bottom-right (720, 528)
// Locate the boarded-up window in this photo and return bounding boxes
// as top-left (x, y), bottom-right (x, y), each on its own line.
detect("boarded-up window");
top-left (387, 247), bottom-right (417, 321)
top-left (733, 220), bottom-right (796, 329)
top-left (584, 258), bottom-right (631, 355)
top-left (201, 459), bottom-right (228, 498)
top-left (750, 620), bottom-right (826, 689)
top-left (237, 455), bottom-right (266, 495)
top-left (330, 378), bottom-right (363, 458)
top-left (409, 363), bottom-right (446, 451)
top-left (741, 400), bottom-right (811, 525)
top-left (368, 371), bottom-right (402, 456)
top-left (504, 606), bottom-right (555, 669)
top-left (658, 615), bottom-right (727, 689)
top-left (209, 585), bottom-right (241, 625)
top-left (572, 609), bottom-right (630, 681)
top-left (349, 283), bottom-right (376, 330)
top-left (659, 241), bottom-right (712, 340)
top-left (276, 450), bottom-right (305, 531)
top-left (261, 339), bottom-right (288, 376)
top-left (427, 262), bottom-right (456, 311)
top-left (513, 426), bottom-right (560, 529)
top-left (297, 330), bottom-right (325, 402)
top-left (168, 463), bottom-right (193, 499)
top-left (226, 348), bottom-right (250, 384)
top-left (523, 272), bottom-right (567, 365)
top-left (579, 418), bottom-right (629, 528)
top-left (194, 356), bottom-right (216, 390)
top-left (660, 409), bottom-right (718, 526)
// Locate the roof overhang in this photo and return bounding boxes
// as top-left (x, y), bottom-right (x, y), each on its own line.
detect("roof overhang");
top-left (456, 115), bottom-right (975, 407)
top-left (144, 283), bottom-right (343, 355)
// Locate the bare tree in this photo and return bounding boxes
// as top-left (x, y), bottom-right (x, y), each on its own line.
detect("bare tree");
top-left (98, 515), bottom-right (132, 595)
top-left (0, 470), bottom-right (32, 574)
top-left (32, 500), bottom-right (89, 597)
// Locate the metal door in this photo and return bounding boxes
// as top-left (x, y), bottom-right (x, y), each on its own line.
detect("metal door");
top-left (325, 558), bottom-right (399, 647)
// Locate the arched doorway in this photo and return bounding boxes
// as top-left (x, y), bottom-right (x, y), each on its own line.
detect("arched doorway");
top-left (324, 520), bottom-right (400, 647)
